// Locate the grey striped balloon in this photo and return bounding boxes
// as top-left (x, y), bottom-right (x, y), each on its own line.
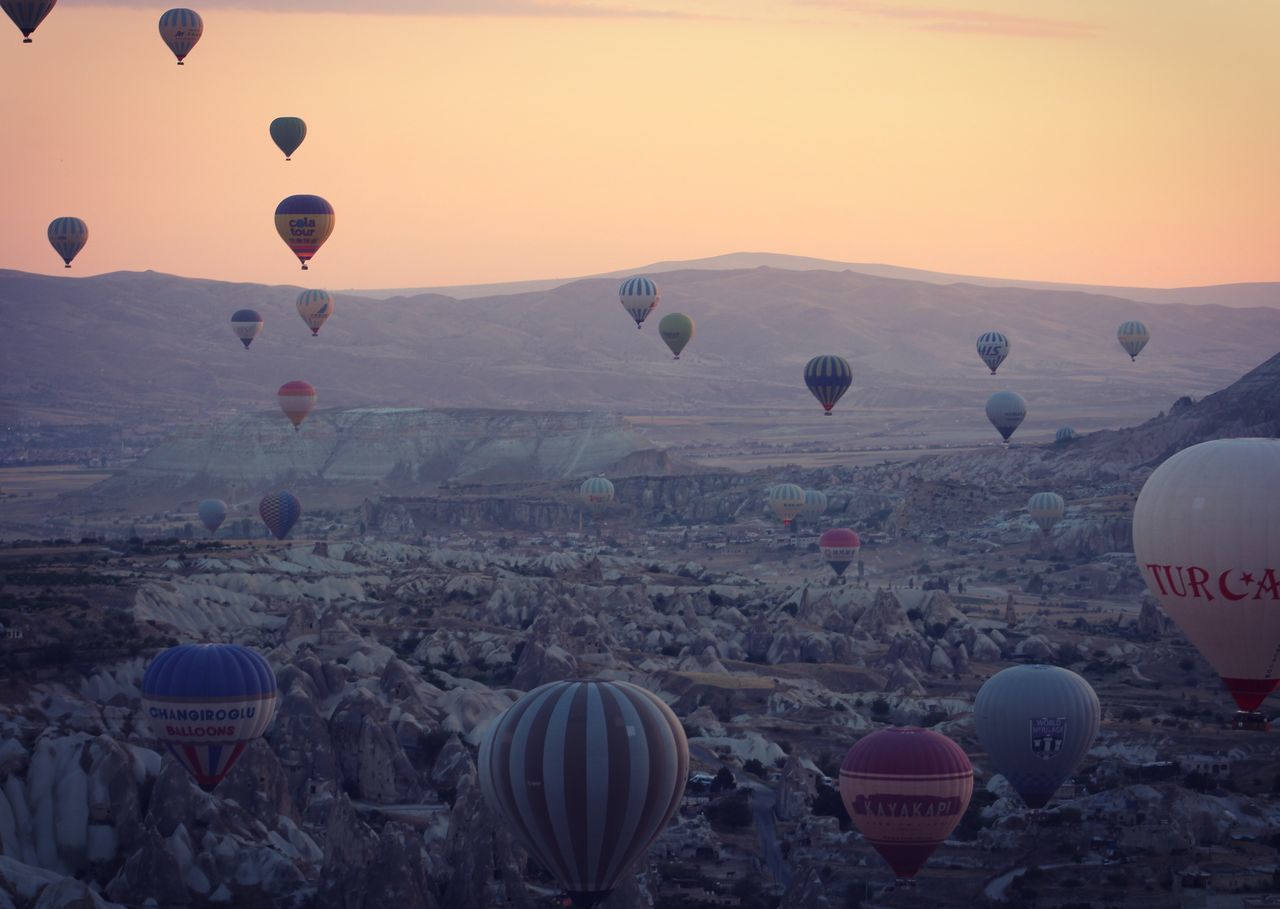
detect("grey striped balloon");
top-left (479, 680), bottom-right (689, 908)
top-left (974, 664), bottom-right (1099, 810)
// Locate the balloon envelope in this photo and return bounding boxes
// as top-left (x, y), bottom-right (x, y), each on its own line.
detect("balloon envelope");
top-left (259, 491), bottom-right (301, 539)
top-left (158, 8), bottom-right (202, 63)
top-left (277, 380), bottom-right (316, 430)
top-left (839, 728), bottom-right (973, 880)
top-left (47, 217), bottom-right (87, 267)
top-left (296, 290), bottom-right (333, 336)
top-left (275, 195), bottom-right (335, 270)
top-left (197, 498), bottom-right (227, 533)
top-left (619, 276), bottom-right (659, 328)
top-left (479, 680), bottom-right (688, 907)
top-left (819, 528), bottom-right (860, 577)
top-left (804, 355), bottom-right (852, 414)
top-left (1133, 438), bottom-right (1280, 710)
top-left (140, 643), bottom-right (277, 790)
top-left (1117, 320), bottom-right (1150, 361)
top-left (974, 665), bottom-right (1100, 809)
top-left (579, 476), bottom-right (615, 513)
top-left (985, 391), bottom-right (1026, 444)
top-left (768, 483), bottom-right (805, 526)
top-left (3, 0), bottom-right (56, 41)
top-left (230, 309), bottom-right (263, 348)
top-left (1055, 427), bottom-right (1077, 444)
top-left (1027, 492), bottom-right (1065, 536)
top-left (976, 331), bottom-right (1010, 375)
top-left (657, 312), bottom-right (694, 358)
top-left (801, 489), bottom-right (828, 520)
top-left (269, 116), bottom-right (307, 160)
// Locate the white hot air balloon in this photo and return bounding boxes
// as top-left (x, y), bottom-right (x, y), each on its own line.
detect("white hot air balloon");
top-left (1027, 492), bottom-right (1065, 536)
top-left (1133, 438), bottom-right (1280, 713)
top-left (768, 484), bottom-right (806, 526)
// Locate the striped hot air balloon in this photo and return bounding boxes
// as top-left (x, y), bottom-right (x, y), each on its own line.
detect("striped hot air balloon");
top-left (277, 380), bottom-right (315, 431)
top-left (230, 309), bottom-right (263, 349)
top-left (3, 0), bottom-right (57, 43)
top-left (1117, 320), bottom-right (1150, 361)
top-left (975, 665), bottom-right (1100, 810)
top-left (839, 727), bottom-right (973, 884)
top-left (296, 290), bottom-right (333, 336)
top-left (197, 498), bottom-right (227, 534)
top-left (985, 390), bottom-right (1026, 446)
top-left (47, 217), bottom-right (87, 267)
top-left (269, 116), bottom-right (307, 161)
top-left (479, 680), bottom-right (689, 909)
top-left (801, 489), bottom-right (828, 521)
top-left (819, 527), bottom-right (860, 579)
top-left (768, 483), bottom-right (805, 526)
top-left (804, 355), bottom-right (852, 415)
top-left (657, 312), bottom-right (694, 359)
top-left (619, 276), bottom-right (659, 329)
top-left (1055, 427), bottom-right (1077, 444)
top-left (258, 491), bottom-right (301, 540)
top-left (141, 644), bottom-right (278, 791)
top-left (275, 195), bottom-right (335, 270)
top-left (976, 331), bottom-right (1010, 375)
top-left (158, 8), bottom-right (202, 64)
top-left (579, 476), bottom-right (615, 514)
top-left (1027, 492), bottom-right (1065, 536)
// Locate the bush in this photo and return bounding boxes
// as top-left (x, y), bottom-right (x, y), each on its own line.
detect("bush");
top-left (870, 698), bottom-right (890, 716)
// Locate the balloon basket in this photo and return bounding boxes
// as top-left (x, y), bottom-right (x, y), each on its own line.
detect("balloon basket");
top-left (23, 38), bottom-right (32, 44)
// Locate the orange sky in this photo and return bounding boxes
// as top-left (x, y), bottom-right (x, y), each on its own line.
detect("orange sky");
top-left (1, 0), bottom-right (1276, 289)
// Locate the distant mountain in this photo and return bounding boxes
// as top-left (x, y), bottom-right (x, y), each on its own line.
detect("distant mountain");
top-left (349, 251), bottom-right (1280, 308)
top-left (3, 266), bottom-right (1279, 451)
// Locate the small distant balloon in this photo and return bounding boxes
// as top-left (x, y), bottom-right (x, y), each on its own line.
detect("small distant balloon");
top-left (197, 498), bottom-right (227, 534)
top-left (1027, 492), bottom-right (1065, 536)
top-left (804, 355), bottom-right (852, 415)
top-left (769, 483), bottom-right (805, 526)
top-left (259, 491), bottom-right (301, 540)
top-left (1117, 321), bottom-right (1150, 361)
top-left (277, 381), bottom-right (315, 431)
top-left (269, 117), bottom-right (307, 161)
top-left (976, 331), bottom-right (1010, 375)
top-left (296, 290), bottom-right (333, 336)
top-left (619, 276), bottom-right (659, 329)
top-left (275, 195), bottom-right (335, 270)
top-left (158, 8), bottom-right (202, 64)
top-left (580, 476), bottom-right (615, 514)
top-left (3, 0), bottom-right (56, 43)
top-left (230, 309), bottom-right (263, 349)
top-left (47, 217), bottom-right (87, 268)
top-left (801, 489), bottom-right (828, 521)
top-left (985, 391), bottom-right (1026, 446)
top-left (658, 312), bottom-right (694, 359)
top-left (1055, 427), bottom-right (1077, 444)
top-left (819, 528), bottom-right (860, 579)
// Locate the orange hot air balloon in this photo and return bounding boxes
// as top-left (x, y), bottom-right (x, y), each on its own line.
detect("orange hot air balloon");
top-left (277, 380), bottom-right (315, 431)
top-left (839, 727), bottom-right (973, 885)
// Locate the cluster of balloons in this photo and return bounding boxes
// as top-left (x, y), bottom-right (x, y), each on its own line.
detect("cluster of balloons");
top-left (617, 276), bottom-right (696, 360)
top-left (195, 491), bottom-right (301, 539)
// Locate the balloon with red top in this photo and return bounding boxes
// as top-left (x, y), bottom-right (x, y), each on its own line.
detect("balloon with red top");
top-left (277, 380), bottom-right (316, 431)
top-left (819, 528), bottom-right (860, 579)
top-left (839, 727), bottom-right (973, 884)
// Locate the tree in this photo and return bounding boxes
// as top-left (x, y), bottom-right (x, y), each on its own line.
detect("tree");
top-left (743, 758), bottom-right (766, 777)
top-left (710, 766), bottom-right (736, 794)
top-left (812, 782), bottom-right (852, 830)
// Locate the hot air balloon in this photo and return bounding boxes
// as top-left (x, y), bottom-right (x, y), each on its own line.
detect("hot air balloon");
top-left (985, 391), bottom-right (1026, 446)
top-left (296, 290), bottom-right (333, 336)
top-left (140, 643), bottom-right (278, 790)
top-left (269, 116), bottom-right (307, 161)
top-left (1055, 427), bottom-right (1077, 444)
top-left (230, 309), bottom-right (263, 349)
top-left (479, 679), bottom-right (688, 909)
top-left (976, 331), bottom-right (1010, 375)
top-left (768, 483), bottom-right (805, 526)
top-left (658, 312), bottom-right (694, 359)
top-left (275, 195), bottom-right (335, 270)
top-left (579, 476), bottom-right (615, 514)
top-left (3, 0), bottom-right (56, 43)
top-left (839, 727), bottom-right (973, 884)
top-left (197, 498), bottom-right (227, 534)
top-left (47, 217), bottom-right (87, 268)
top-left (158, 8), bottom-right (202, 64)
top-left (1117, 321), bottom-right (1150, 361)
top-left (974, 665), bottom-right (1099, 810)
top-left (819, 528), bottom-right (860, 579)
top-left (277, 380), bottom-right (315, 431)
top-left (1027, 492), bottom-right (1065, 536)
top-left (259, 491), bottom-right (301, 540)
top-left (804, 355), bottom-right (852, 416)
top-left (619, 276), bottom-right (659, 329)
top-left (801, 489), bottom-right (828, 521)
top-left (1133, 438), bottom-right (1280, 712)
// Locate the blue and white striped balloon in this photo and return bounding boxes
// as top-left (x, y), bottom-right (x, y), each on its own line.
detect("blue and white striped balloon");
top-left (158, 8), bottom-right (203, 64)
top-left (47, 216), bottom-right (87, 267)
top-left (1117, 320), bottom-right (1149, 361)
top-left (3, 0), bottom-right (57, 42)
top-left (976, 330), bottom-right (1010, 375)
top-left (619, 276), bottom-right (659, 328)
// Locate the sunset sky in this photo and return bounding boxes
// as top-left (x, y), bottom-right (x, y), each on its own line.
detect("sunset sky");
top-left (1, 0), bottom-right (1276, 289)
